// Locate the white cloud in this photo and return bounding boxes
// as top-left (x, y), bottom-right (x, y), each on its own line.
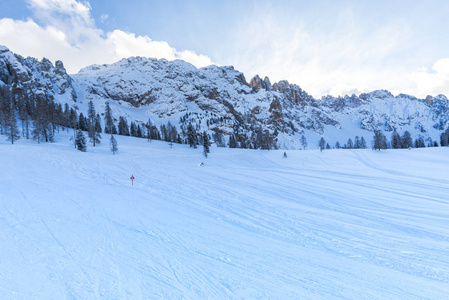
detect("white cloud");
top-left (108, 30), bottom-right (177, 60)
top-left (0, 0), bottom-right (213, 73)
top-left (1, 0), bottom-right (447, 99)
top-left (100, 14), bottom-right (108, 22)
top-left (408, 58), bottom-right (449, 98)
top-left (177, 50), bottom-right (213, 68)
top-left (218, 3), bottom-right (446, 98)
top-left (26, 0), bottom-right (98, 46)
top-left (28, 0), bottom-right (91, 15)
top-left (0, 18), bottom-right (75, 59)
top-left (107, 30), bottom-right (213, 67)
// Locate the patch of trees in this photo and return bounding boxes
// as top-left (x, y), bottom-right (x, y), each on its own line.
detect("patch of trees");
top-left (4, 83), bottom-right (446, 153)
top-left (334, 136), bottom-right (368, 149)
top-left (0, 85), bottom-right (77, 144)
top-left (440, 129), bottom-right (449, 146)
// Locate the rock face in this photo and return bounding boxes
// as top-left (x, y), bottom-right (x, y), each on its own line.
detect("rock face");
top-left (0, 46), bottom-right (77, 103)
top-left (1, 45), bottom-right (449, 149)
top-left (249, 75), bottom-right (273, 92)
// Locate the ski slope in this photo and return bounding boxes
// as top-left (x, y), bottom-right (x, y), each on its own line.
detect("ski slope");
top-left (1, 133), bottom-right (448, 299)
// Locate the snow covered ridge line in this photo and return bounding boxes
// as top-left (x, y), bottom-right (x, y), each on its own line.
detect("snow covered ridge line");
top-left (1, 44), bottom-right (449, 149)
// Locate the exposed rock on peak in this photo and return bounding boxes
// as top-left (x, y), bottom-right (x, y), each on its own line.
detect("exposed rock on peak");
top-left (249, 75), bottom-right (273, 92)
top-left (360, 89), bottom-right (394, 100)
top-left (0, 49), bottom-right (77, 102)
top-left (273, 80), bottom-right (314, 104)
top-left (0, 45), bottom-right (9, 53)
top-left (263, 76), bottom-right (273, 91)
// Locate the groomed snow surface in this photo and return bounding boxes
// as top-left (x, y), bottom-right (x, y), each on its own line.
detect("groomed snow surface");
top-left (1, 133), bottom-right (448, 299)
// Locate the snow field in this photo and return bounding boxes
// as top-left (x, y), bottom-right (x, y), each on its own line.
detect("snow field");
top-left (0, 133), bottom-right (448, 299)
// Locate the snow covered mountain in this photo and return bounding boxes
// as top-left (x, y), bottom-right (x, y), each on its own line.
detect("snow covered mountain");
top-left (1, 45), bottom-right (448, 149)
top-left (2, 44), bottom-right (449, 298)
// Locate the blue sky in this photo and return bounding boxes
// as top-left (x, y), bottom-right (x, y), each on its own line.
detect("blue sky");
top-left (1, 0), bottom-right (449, 98)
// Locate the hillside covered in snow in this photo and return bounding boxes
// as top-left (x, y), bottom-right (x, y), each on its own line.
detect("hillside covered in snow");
top-left (1, 43), bottom-right (448, 298)
top-left (1, 45), bottom-right (448, 149)
top-left (1, 133), bottom-right (448, 298)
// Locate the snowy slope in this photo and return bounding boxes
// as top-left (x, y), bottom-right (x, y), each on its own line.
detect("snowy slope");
top-left (1, 134), bottom-right (448, 299)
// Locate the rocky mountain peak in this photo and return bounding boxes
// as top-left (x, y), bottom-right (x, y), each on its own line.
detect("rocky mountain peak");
top-left (0, 47), bottom-right (77, 102)
top-left (249, 75), bottom-right (274, 92)
top-left (360, 89), bottom-right (394, 100)
top-left (0, 45), bottom-right (9, 54)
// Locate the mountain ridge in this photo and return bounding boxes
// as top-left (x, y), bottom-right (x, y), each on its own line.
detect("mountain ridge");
top-left (1, 45), bottom-right (448, 149)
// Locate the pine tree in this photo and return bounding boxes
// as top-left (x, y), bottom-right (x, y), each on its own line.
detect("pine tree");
top-left (46, 122), bottom-right (55, 143)
top-left (373, 130), bottom-right (387, 150)
top-left (110, 134), bottom-right (118, 154)
top-left (229, 134), bottom-right (237, 148)
top-left (69, 108), bottom-right (78, 130)
top-left (78, 112), bottom-right (88, 131)
top-left (335, 141), bottom-right (341, 149)
top-left (87, 101), bottom-right (95, 123)
top-left (167, 122), bottom-right (178, 143)
top-left (146, 118), bottom-right (152, 142)
top-left (130, 121), bottom-right (137, 137)
top-left (391, 130), bottom-right (402, 149)
top-left (4, 91), bottom-right (20, 144)
top-left (187, 123), bottom-right (197, 148)
top-left (90, 124), bottom-right (101, 146)
top-left (18, 94), bottom-right (30, 139)
top-left (319, 137), bottom-right (326, 152)
top-left (62, 103), bottom-right (70, 130)
top-left (360, 136), bottom-right (367, 149)
top-left (239, 135), bottom-right (248, 149)
top-left (347, 138), bottom-right (353, 149)
top-left (32, 97), bottom-right (52, 143)
top-left (300, 134), bottom-right (308, 150)
top-left (212, 130), bottom-right (225, 147)
top-left (87, 101), bottom-right (101, 146)
top-left (415, 137), bottom-right (426, 148)
top-left (118, 116), bottom-right (130, 136)
top-left (75, 130), bottom-right (87, 152)
top-left (137, 124), bottom-right (142, 138)
top-left (95, 114), bottom-right (102, 133)
top-left (401, 131), bottom-right (413, 148)
top-left (202, 131), bottom-right (210, 158)
top-left (7, 111), bottom-right (20, 144)
top-left (260, 129), bottom-right (275, 150)
top-left (354, 136), bottom-right (361, 149)
top-left (53, 103), bottom-right (63, 134)
top-left (160, 124), bottom-right (167, 141)
top-left (0, 86), bottom-right (9, 135)
top-left (440, 129), bottom-right (449, 146)
top-left (104, 101), bottom-right (114, 134)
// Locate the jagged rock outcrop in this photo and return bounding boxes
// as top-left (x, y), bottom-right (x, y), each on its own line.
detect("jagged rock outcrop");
top-left (249, 75), bottom-right (273, 92)
top-left (0, 46), bottom-right (77, 102)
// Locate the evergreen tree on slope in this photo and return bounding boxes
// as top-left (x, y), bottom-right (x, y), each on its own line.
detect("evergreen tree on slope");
top-left (75, 130), bottom-right (87, 152)
top-left (202, 131), bottom-right (210, 158)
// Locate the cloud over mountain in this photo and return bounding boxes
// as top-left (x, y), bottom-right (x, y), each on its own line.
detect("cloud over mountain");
top-left (0, 0), bottom-right (213, 74)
